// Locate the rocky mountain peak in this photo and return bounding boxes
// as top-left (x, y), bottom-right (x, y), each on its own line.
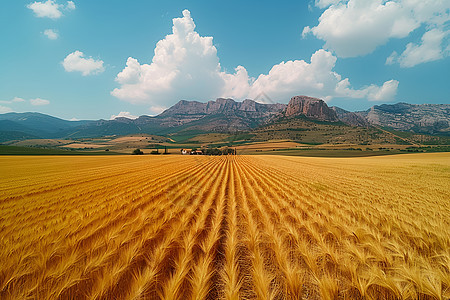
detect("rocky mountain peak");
top-left (240, 99), bottom-right (258, 112)
top-left (159, 100), bottom-right (206, 116)
top-left (284, 96), bottom-right (338, 122)
top-left (206, 98), bottom-right (238, 113)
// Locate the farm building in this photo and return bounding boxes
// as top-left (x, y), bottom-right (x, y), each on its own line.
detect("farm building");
top-left (181, 149), bottom-right (204, 155)
top-left (181, 148), bottom-right (192, 155)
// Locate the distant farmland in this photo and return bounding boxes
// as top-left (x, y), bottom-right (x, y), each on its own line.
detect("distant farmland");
top-left (0, 154), bottom-right (449, 299)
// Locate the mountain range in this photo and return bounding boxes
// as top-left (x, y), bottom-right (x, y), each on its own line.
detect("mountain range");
top-left (0, 96), bottom-right (449, 143)
top-left (357, 102), bottom-right (450, 135)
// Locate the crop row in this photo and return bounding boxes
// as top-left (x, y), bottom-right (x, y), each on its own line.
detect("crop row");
top-left (0, 154), bottom-right (448, 299)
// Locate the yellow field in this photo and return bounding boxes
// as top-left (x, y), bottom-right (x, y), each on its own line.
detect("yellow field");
top-left (0, 153), bottom-right (449, 299)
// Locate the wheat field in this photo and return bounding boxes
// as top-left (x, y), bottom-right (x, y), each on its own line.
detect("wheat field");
top-left (0, 153), bottom-right (449, 299)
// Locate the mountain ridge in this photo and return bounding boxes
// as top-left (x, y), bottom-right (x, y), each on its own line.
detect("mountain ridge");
top-left (357, 102), bottom-right (450, 135)
top-left (0, 97), bottom-right (449, 142)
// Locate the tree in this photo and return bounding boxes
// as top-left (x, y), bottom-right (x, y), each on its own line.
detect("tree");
top-left (205, 148), bottom-right (222, 155)
top-left (221, 147), bottom-right (236, 155)
top-left (132, 148), bottom-right (144, 155)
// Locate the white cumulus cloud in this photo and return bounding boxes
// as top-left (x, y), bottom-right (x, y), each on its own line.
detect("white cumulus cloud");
top-left (149, 106), bottom-right (167, 115)
top-left (27, 0), bottom-right (75, 19)
top-left (304, 0), bottom-right (450, 60)
top-left (247, 50), bottom-right (398, 102)
top-left (0, 97), bottom-right (26, 104)
top-left (0, 105), bottom-right (13, 114)
top-left (385, 51), bottom-right (399, 65)
top-left (12, 97), bottom-right (26, 103)
top-left (110, 112), bottom-right (139, 120)
top-left (66, 1), bottom-right (75, 10)
top-left (396, 28), bottom-right (448, 67)
top-left (44, 29), bottom-right (58, 40)
top-left (315, 0), bottom-right (342, 9)
top-left (27, 0), bottom-right (62, 19)
top-left (112, 10), bottom-right (223, 104)
top-left (366, 80), bottom-right (399, 101)
top-left (62, 51), bottom-right (104, 76)
top-left (30, 98), bottom-right (50, 106)
top-left (112, 10), bottom-right (398, 109)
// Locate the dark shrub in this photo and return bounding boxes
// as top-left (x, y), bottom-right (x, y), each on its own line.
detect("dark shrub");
top-left (132, 148), bottom-right (144, 155)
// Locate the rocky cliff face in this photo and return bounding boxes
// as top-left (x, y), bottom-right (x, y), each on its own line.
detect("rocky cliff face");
top-left (160, 98), bottom-right (286, 116)
top-left (157, 98), bottom-right (286, 131)
top-left (284, 96), bottom-right (339, 122)
top-left (331, 106), bottom-right (369, 127)
top-left (356, 103), bottom-right (450, 135)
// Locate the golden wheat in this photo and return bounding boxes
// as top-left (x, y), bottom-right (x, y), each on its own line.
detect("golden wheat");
top-left (0, 153), bottom-right (449, 299)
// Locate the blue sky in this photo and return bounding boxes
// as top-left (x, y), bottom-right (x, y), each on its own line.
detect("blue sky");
top-left (0, 0), bottom-right (449, 120)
